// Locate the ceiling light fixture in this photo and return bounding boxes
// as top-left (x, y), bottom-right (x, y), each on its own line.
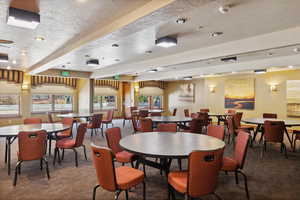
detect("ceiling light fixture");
top-left (148, 69), bottom-right (158, 73)
top-left (35, 36), bottom-right (45, 41)
top-left (218, 5), bottom-right (230, 14)
top-left (254, 69), bottom-right (267, 74)
top-left (221, 56), bottom-right (237, 62)
top-left (6, 66), bottom-right (11, 70)
top-left (211, 32), bottom-right (223, 37)
top-left (7, 7), bottom-right (40, 29)
top-left (112, 44), bottom-right (119, 47)
top-left (288, 65), bottom-right (294, 69)
top-left (176, 18), bottom-right (187, 24)
top-left (155, 36), bottom-right (177, 48)
top-left (21, 51), bottom-right (26, 56)
top-left (86, 59), bottom-right (99, 67)
top-left (183, 76), bottom-right (192, 80)
top-left (12, 60), bottom-right (17, 64)
top-left (293, 48), bottom-right (300, 53)
top-left (145, 50), bottom-right (152, 54)
top-left (0, 54), bottom-right (9, 63)
top-left (115, 59), bottom-right (120, 62)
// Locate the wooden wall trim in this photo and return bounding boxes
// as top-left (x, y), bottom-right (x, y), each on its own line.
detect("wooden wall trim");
top-left (138, 81), bottom-right (166, 89)
top-left (94, 79), bottom-right (119, 90)
top-left (31, 76), bottom-right (77, 88)
top-left (0, 69), bottom-right (23, 84)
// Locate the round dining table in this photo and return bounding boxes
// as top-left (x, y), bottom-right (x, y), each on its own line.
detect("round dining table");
top-left (56, 112), bottom-right (96, 120)
top-left (147, 116), bottom-right (192, 123)
top-left (132, 109), bottom-right (164, 114)
top-left (0, 123), bottom-right (70, 175)
top-left (242, 118), bottom-right (300, 147)
top-left (120, 132), bottom-right (225, 175)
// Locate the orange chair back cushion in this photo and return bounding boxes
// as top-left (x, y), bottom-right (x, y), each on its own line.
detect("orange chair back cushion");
top-left (139, 118), bottom-right (153, 132)
top-left (234, 131), bottom-right (250, 169)
top-left (74, 123), bottom-right (87, 147)
top-left (207, 125), bottom-right (224, 140)
top-left (105, 127), bottom-right (123, 154)
top-left (263, 120), bottom-right (285, 143)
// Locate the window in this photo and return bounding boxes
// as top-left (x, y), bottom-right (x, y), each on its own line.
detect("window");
top-left (138, 95), bottom-right (150, 108)
top-left (32, 94), bottom-right (73, 113)
top-left (0, 94), bottom-right (20, 116)
top-left (54, 95), bottom-right (73, 111)
top-left (93, 95), bottom-right (117, 111)
top-left (138, 95), bottom-right (163, 109)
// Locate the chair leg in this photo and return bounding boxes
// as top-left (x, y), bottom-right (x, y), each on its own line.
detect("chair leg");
top-left (123, 119), bottom-right (125, 127)
top-left (131, 161), bottom-right (134, 168)
top-left (143, 181), bottom-right (146, 200)
top-left (125, 190), bottom-right (129, 200)
top-left (73, 148), bottom-right (78, 167)
top-left (168, 183), bottom-right (176, 200)
top-left (293, 137), bottom-right (297, 152)
top-left (40, 158), bottom-right (43, 171)
top-left (114, 190), bottom-right (121, 200)
top-left (83, 145), bottom-right (88, 160)
top-left (212, 192), bottom-right (223, 200)
top-left (283, 143), bottom-right (288, 159)
top-left (62, 149), bottom-right (65, 160)
top-left (13, 161), bottom-right (22, 186)
top-left (235, 170), bottom-right (239, 184)
top-left (93, 185), bottom-right (100, 200)
top-left (237, 170), bottom-right (250, 199)
top-left (53, 147), bottom-right (57, 166)
top-left (42, 157), bottom-right (50, 179)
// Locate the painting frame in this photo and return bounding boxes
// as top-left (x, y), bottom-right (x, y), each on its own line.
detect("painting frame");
top-left (178, 83), bottom-right (195, 102)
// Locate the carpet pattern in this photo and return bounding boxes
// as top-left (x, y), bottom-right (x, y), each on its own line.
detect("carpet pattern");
top-left (0, 119), bottom-right (300, 200)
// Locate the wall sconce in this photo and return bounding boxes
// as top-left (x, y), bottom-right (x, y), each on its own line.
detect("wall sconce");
top-left (21, 82), bottom-right (30, 91)
top-left (209, 85), bottom-right (216, 93)
top-left (134, 85), bottom-right (139, 92)
top-left (270, 84), bottom-right (278, 92)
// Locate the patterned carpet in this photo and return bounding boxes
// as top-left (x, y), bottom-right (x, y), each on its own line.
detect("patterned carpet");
top-left (0, 119), bottom-right (299, 200)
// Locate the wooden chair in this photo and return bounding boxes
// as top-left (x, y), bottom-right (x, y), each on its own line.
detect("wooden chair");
top-left (102, 109), bottom-right (114, 128)
top-left (184, 109), bottom-right (190, 117)
top-left (87, 114), bottom-right (103, 137)
top-left (207, 125), bottom-right (225, 140)
top-left (172, 108), bottom-right (177, 116)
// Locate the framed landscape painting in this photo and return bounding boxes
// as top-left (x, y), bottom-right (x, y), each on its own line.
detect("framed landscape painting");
top-left (179, 83), bottom-right (195, 102)
top-left (225, 78), bottom-right (255, 110)
top-left (286, 80), bottom-right (300, 117)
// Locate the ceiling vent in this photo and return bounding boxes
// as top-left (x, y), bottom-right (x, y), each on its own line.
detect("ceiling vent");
top-left (86, 59), bottom-right (99, 67)
top-left (221, 56), bottom-right (237, 62)
top-left (7, 7), bottom-right (40, 29)
top-left (0, 54), bottom-right (9, 63)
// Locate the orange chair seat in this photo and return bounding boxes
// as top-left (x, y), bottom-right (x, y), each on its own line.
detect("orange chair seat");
top-left (221, 157), bottom-right (238, 171)
top-left (115, 166), bottom-right (144, 190)
top-left (168, 171), bottom-right (188, 194)
top-left (57, 130), bottom-right (71, 137)
top-left (56, 138), bottom-right (75, 149)
top-left (115, 151), bottom-right (135, 163)
top-left (239, 124), bottom-right (256, 130)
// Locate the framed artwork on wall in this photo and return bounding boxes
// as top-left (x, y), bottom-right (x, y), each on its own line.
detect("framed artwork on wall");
top-left (286, 80), bottom-right (300, 117)
top-left (224, 78), bottom-right (255, 110)
top-left (179, 83), bottom-right (195, 102)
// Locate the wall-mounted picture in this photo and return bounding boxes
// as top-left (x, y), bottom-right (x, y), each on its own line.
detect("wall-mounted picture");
top-left (286, 80), bottom-right (300, 117)
top-left (225, 78), bottom-right (255, 110)
top-left (179, 83), bottom-right (195, 102)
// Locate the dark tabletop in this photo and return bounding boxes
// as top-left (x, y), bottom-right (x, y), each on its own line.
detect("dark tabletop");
top-left (0, 123), bottom-right (71, 137)
top-left (119, 132), bottom-right (225, 158)
top-left (242, 118), bottom-right (300, 126)
top-left (147, 116), bottom-right (192, 123)
top-left (208, 112), bottom-right (232, 117)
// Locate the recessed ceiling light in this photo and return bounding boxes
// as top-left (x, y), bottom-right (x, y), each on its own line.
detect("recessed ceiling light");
top-left (211, 32), bottom-right (223, 37)
top-left (87, 59), bottom-right (99, 67)
top-left (155, 36), bottom-right (177, 48)
top-left (12, 60), bottom-right (17, 64)
top-left (176, 18), bottom-right (187, 24)
top-left (197, 26), bottom-right (204, 30)
top-left (115, 59), bottom-right (120, 62)
top-left (254, 69), bottom-right (267, 74)
top-left (7, 7), bottom-right (40, 29)
top-left (148, 69), bottom-right (158, 73)
top-left (232, 71), bottom-right (236, 74)
top-left (145, 50), bottom-right (152, 54)
top-left (35, 36), bottom-right (45, 41)
top-left (288, 65), bottom-right (294, 69)
top-left (183, 76), bottom-right (193, 80)
top-left (0, 54), bottom-right (9, 63)
top-left (268, 52), bottom-right (274, 56)
top-left (112, 44), bottom-right (119, 47)
top-left (293, 48), bottom-right (300, 53)
top-left (218, 6), bottom-right (230, 14)
top-left (6, 66), bottom-right (11, 70)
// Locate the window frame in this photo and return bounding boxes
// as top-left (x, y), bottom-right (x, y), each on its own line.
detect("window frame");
top-left (31, 94), bottom-right (73, 114)
top-left (0, 94), bottom-right (21, 118)
top-left (93, 95), bottom-right (117, 111)
top-left (138, 95), bottom-right (163, 109)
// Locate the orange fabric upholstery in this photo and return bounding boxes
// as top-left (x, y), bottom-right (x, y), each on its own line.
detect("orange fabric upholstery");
top-left (57, 117), bottom-right (73, 137)
top-left (23, 118), bottom-right (42, 124)
top-left (184, 109), bottom-right (190, 117)
top-left (200, 108), bottom-right (209, 113)
top-left (91, 145), bottom-right (117, 192)
top-left (157, 123), bottom-right (177, 132)
top-left (91, 144), bottom-right (145, 193)
top-left (264, 120), bottom-right (285, 143)
top-left (139, 118), bottom-right (153, 132)
top-left (139, 110), bottom-right (149, 118)
top-left (207, 125), bottom-right (225, 140)
top-left (115, 166), bottom-right (145, 190)
top-left (88, 114), bottom-right (103, 129)
top-left (105, 127), bottom-right (135, 164)
top-left (103, 109), bottom-right (114, 123)
top-left (74, 123), bottom-right (87, 147)
top-left (222, 157), bottom-right (238, 171)
top-left (189, 118), bottom-right (204, 133)
top-left (115, 151), bottom-right (135, 163)
top-left (18, 130), bottom-right (47, 161)
top-left (56, 138), bottom-right (76, 149)
top-left (172, 108), bottom-right (177, 116)
top-left (263, 113), bottom-right (277, 118)
top-left (168, 148), bottom-right (224, 198)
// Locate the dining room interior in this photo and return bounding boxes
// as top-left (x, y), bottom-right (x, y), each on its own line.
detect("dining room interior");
top-left (1, 0), bottom-right (300, 200)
